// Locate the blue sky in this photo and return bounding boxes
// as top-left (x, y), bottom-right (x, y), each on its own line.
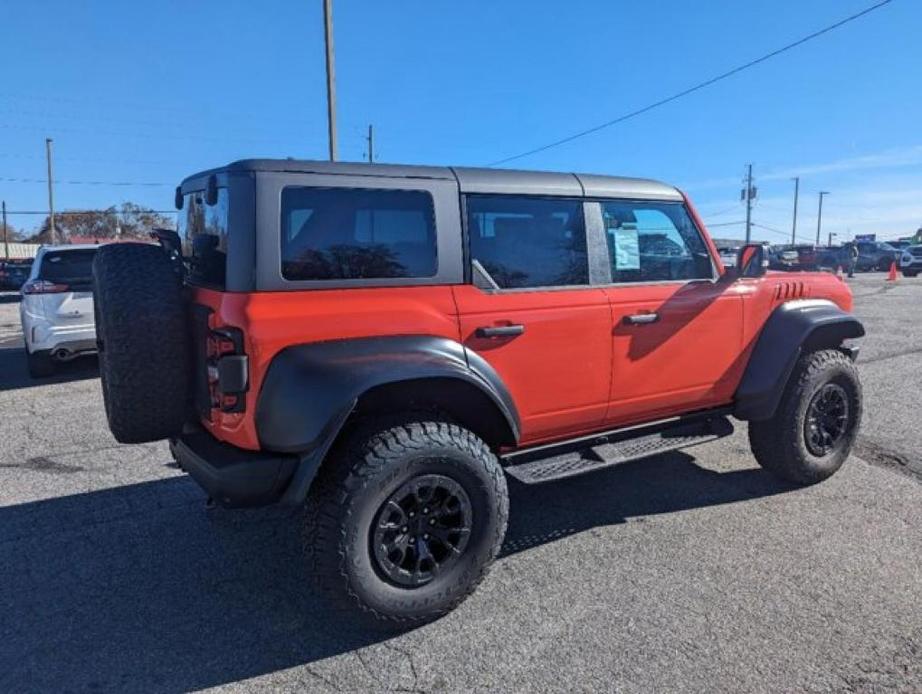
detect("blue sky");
top-left (1, 0), bottom-right (919, 243)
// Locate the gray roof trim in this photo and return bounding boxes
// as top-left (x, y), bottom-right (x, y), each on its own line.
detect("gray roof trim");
top-left (576, 173), bottom-right (683, 201)
top-left (451, 166), bottom-right (583, 197)
top-left (180, 159), bottom-right (682, 201)
top-left (181, 159), bottom-right (455, 188)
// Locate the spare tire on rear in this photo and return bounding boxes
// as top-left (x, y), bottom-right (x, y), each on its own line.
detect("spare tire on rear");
top-left (93, 243), bottom-right (190, 443)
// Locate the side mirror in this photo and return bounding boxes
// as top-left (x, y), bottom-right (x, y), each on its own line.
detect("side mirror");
top-left (736, 243), bottom-right (769, 278)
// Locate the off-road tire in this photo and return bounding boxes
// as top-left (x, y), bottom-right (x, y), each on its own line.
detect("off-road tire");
top-left (749, 349), bottom-right (861, 485)
top-left (92, 243), bottom-right (189, 443)
top-left (304, 419), bottom-right (508, 626)
top-left (25, 347), bottom-right (55, 378)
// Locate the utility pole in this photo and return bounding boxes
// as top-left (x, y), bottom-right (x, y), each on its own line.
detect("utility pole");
top-left (742, 164), bottom-right (755, 244)
top-left (816, 191), bottom-right (830, 246)
top-left (366, 124), bottom-right (374, 163)
top-left (790, 176), bottom-right (800, 245)
top-left (2, 200), bottom-right (8, 262)
top-left (322, 0), bottom-right (338, 161)
top-left (45, 138), bottom-right (56, 244)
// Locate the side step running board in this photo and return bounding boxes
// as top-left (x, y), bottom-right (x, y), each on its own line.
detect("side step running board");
top-left (503, 416), bottom-right (733, 484)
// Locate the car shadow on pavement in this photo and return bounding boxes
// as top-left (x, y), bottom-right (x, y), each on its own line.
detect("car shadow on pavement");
top-left (0, 452), bottom-right (791, 691)
top-left (0, 346), bottom-right (98, 391)
top-left (502, 451), bottom-right (792, 557)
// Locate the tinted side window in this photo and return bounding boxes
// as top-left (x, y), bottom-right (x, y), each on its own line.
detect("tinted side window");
top-left (281, 187), bottom-right (437, 281)
top-left (178, 188), bottom-right (228, 288)
top-left (601, 201), bottom-right (712, 283)
top-left (467, 196), bottom-right (588, 289)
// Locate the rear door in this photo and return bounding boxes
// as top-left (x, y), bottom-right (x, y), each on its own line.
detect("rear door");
top-left (36, 248), bottom-right (97, 328)
top-left (453, 195), bottom-right (612, 445)
top-left (594, 199), bottom-right (744, 425)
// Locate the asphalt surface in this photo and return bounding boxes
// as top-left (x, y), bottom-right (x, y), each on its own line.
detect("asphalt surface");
top-left (1, 275), bottom-right (921, 693)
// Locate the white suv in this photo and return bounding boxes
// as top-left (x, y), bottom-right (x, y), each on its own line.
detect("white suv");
top-left (20, 244), bottom-right (100, 377)
top-left (899, 245), bottom-right (922, 278)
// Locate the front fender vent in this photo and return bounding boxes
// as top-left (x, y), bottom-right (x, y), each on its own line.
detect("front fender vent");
top-left (773, 281), bottom-right (807, 301)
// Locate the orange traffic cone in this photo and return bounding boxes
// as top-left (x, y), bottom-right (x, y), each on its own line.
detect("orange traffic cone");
top-left (887, 261), bottom-right (898, 282)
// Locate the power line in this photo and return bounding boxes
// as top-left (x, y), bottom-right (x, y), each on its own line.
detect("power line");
top-left (0, 176), bottom-right (169, 187)
top-left (3, 209), bottom-right (177, 215)
top-left (487, 0), bottom-right (894, 167)
top-left (707, 220), bottom-right (746, 228)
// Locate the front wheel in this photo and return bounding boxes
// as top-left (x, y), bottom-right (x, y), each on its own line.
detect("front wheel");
top-left (903, 270), bottom-right (918, 278)
top-left (749, 349), bottom-right (862, 485)
top-left (304, 419), bottom-right (508, 626)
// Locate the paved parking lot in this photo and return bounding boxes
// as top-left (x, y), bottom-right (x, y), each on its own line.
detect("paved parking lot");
top-left (1, 274), bottom-right (921, 693)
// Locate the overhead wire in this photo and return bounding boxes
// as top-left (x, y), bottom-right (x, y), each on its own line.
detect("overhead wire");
top-left (487, 0), bottom-right (895, 166)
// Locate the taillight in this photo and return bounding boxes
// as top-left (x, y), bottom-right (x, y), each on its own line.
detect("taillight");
top-left (22, 279), bottom-right (70, 294)
top-left (205, 327), bottom-right (248, 413)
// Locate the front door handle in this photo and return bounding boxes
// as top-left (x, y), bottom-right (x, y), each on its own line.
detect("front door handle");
top-left (476, 324), bottom-right (525, 338)
top-left (623, 313), bottom-right (659, 325)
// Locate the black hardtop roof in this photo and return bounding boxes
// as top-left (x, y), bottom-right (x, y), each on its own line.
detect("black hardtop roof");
top-left (181, 158), bottom-right (683, 201)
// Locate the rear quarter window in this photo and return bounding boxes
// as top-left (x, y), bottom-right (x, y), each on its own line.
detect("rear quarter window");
top-left (39, 249), bottom-right (97, 289)
top-left (280, 187), bottom-right (437, 281)
top-left (178, 188), bottom-right (228, 288)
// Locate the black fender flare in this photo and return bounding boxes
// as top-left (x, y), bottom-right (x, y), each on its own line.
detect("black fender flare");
top-left (253, 335), bottom-right (520, 505)
top-left (734, 300), bottom-right (864, 421)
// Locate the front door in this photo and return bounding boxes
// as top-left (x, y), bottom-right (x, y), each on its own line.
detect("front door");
top-left (595, 199), bottom-right (744, 426)
top-left (453, 195), bottom-right (612, 445)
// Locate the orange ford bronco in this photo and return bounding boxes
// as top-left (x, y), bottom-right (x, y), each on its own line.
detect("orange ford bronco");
top-left (93, 159), bottom-right (863, 624)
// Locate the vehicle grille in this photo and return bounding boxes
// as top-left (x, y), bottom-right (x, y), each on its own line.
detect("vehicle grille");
top-left (911, 248), bottom-right (922, 258)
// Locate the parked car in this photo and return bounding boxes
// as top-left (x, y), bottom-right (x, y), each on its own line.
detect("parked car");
top-left (769, 244), bottom-right (817, 270)
top-left (815, 246), bottom-right (851, 271)
top-left (19, 244), bottom-right (99, 377)
top-left (717, 245), bottom-right (739, 267)
top-left (856, 241), bottom-right (899, 271)
top-left (899, 245), bottom-right (922, 277)
top-left (91, 159), bottom-right (864, 625)
top-left (0, 259), bottom-right (34, 290)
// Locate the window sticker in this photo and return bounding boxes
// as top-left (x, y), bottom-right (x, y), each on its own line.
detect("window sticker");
top-left (613, 225), bottom-right (640, 270)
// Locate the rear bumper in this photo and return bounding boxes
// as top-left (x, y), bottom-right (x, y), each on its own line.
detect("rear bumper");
top-left (25, 320), bottom-right (96, 354)
top-left (169, 430), bottom-right (298, 508)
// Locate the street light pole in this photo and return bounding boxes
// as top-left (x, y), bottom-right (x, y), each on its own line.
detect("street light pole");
top-left (322, 0), bottom-right (338, 161)
top-left (790, 176), bottom-right (799, 245)
top-left (45, 138), bottom-right (57, 244)
top-left (743, 163), bottom-right (754, 244)
top-left (2, 200), bottom-right (8, 262)
top-left (816, 191), bottom-right (830, 246)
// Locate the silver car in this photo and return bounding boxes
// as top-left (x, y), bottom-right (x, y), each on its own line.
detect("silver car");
top-left (19, 244), bottom-right (100, 377)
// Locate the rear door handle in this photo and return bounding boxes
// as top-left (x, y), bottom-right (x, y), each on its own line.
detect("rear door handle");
top-left (623, 313), bottom-right (659, 325)
top-left (476, 324), bottom-right (525, 338)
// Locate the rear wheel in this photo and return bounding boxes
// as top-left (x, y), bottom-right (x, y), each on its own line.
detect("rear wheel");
top-left (92, 243), bottom-right (189, 443)
top-left (304, 419), bottom-right (508, 626)
top-left (749, 349), bottom-right (861, 485)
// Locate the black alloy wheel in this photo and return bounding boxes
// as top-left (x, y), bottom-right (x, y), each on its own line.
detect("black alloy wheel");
top-left (804, 383), bottom-right (849, 456)
top-left (371, 474), bottom-right (473, 588)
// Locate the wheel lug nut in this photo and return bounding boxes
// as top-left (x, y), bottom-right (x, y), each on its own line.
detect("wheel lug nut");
top-left (423, 507), bottom-right (430, 514)
top-left (409, 512), bottom-right (415, 517)
top-left (401, 526), bottom-right (408, 533)
top-left (423, 533), bottom-right (429, 540)
top-left (429, 518), bottom-right (436, 525)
